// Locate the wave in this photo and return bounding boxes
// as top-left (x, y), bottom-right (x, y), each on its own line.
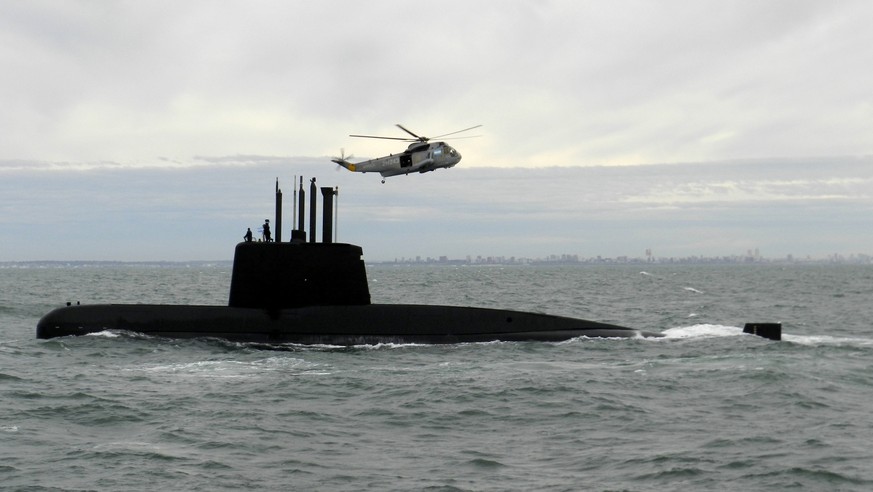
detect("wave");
top-left (782, 333), bottom-right (873, 347)
top-left (661, 323), bottom-right (873, 348)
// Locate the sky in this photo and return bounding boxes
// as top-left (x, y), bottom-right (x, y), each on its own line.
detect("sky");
top-left (1, 1), bottom-right (872, 262)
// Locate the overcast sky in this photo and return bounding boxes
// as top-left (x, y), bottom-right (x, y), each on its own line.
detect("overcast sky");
top-left (2, 1), bottom-right (872, 261)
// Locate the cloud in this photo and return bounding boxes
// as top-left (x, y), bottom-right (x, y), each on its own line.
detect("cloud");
top-left (1, 1), bottom-right (872, 167)
top-left (2, 2), bottom-right (872, 262)
top-left (1, 155), bottom-right (871, 261)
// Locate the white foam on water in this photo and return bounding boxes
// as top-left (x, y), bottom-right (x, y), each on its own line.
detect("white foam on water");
top-left (84, 330), bottom-right (121, 338)
top-left (129, 355), bottom-right (325, 378)
top-left (662, 324), bottom-right (744, 339)
top-left (782, 333), bottom-right (873, 347)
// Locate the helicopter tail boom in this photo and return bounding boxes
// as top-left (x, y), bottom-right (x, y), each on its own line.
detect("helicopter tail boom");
top-left (331, 158), bottom-right (356, 172)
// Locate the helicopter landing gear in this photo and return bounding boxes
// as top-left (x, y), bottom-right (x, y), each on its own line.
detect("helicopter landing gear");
top-left (381, 179), bottom-right (385, 184)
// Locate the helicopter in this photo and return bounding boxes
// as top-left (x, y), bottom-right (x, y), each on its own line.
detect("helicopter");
top-left (331, 124), bottom-right (481, 183)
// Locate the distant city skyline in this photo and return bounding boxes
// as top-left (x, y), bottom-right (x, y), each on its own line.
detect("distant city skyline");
top-left (380, 250), bottom-right (873, 266)
top-left (4, 249), bottom-right (871, 268)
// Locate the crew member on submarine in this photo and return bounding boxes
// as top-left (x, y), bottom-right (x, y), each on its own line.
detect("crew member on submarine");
top-left (262, 219), bottom-right (272, 242)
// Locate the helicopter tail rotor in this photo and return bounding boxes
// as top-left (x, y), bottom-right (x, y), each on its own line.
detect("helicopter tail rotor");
top-left (331, 149), bottom-right (355, 172)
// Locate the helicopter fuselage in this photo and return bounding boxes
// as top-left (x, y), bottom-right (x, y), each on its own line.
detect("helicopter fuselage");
top-left (332, 141), bottom-right (462, 179)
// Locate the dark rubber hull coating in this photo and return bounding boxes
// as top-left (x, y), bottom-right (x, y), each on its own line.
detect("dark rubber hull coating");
top-left (36, 303), bottom-right (661, 344)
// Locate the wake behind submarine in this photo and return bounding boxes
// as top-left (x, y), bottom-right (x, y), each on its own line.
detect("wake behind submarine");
top-left (37, 177), bottom-right (781, 344)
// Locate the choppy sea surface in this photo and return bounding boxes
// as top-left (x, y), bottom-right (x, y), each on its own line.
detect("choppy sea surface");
top-left (2, 263), bottom-right (872, 491)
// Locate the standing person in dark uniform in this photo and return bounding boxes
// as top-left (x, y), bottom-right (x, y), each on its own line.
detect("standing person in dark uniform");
top-left (243, 227), bottom-right (253, 242)
top-left (262, 219), bottom-right (272, 242)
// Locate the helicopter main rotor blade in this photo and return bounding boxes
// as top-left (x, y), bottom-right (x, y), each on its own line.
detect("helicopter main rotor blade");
top-left (431, 125), bottom-right (482, 140)
top-left (437, 135), bottom-right (482, 140)
top-left (349, 134), bottom-right (414, 141)
top-left (395, 124), bottom-right (425, 141)
top-left (348, 124), bottom-right (482, 143)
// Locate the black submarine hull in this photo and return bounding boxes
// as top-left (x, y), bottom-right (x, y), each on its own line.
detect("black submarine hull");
top-left (36, 303), bottom-right (662, 344)
top-left (36, 181), bottom-right (782, 344)
top-left (37, 191), bottom-right (674, 345)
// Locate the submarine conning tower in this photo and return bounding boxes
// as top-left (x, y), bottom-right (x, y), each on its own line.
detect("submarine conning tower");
top-left (228, 242), bottom-right (370, 309)
top-left (228, 178), bottom-right (370, 310)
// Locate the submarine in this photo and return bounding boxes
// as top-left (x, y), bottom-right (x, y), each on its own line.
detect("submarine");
top-left (37, 177), bottom-right (779, 344)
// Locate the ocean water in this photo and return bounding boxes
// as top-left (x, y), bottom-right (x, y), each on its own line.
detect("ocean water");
top-left (2, 263), bottom-right (873, 491)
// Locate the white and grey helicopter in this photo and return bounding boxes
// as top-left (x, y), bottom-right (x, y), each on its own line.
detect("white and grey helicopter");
top-left (331, 124), bottom-right (481, 183)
